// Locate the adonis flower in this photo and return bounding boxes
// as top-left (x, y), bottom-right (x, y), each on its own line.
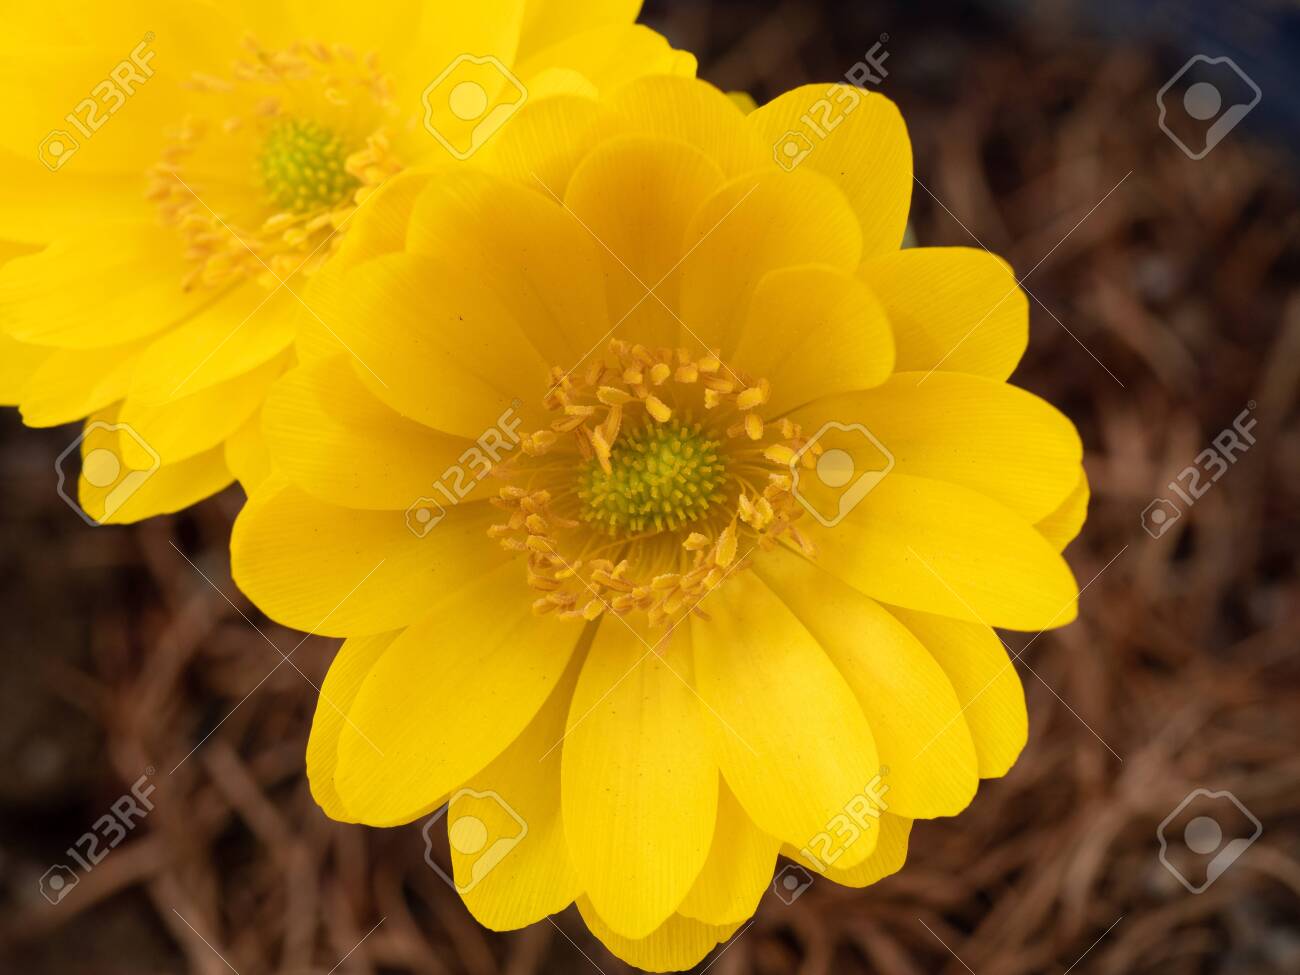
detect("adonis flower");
top-left (0, 0), bottom-right (691, 523)
top-left (231, 75), bottom-right (1088, 969)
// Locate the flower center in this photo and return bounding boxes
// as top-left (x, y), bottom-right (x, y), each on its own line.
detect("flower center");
top-left (148, 38), bottom-right (403, 290)
top-left (259, 118), bottom-right (360, 214)
top-left (490, 341), bottom-right (823, 627)
top-left (579, 416), bottom-right (726, 537)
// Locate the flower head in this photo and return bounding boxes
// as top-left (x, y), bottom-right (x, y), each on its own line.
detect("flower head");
top-left (0, 0), bottom-right (692, 522)
top-left (232, 75), bottom-right (1087, 970)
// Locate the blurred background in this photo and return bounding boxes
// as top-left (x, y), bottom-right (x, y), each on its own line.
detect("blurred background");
top-left (2, 0), bottom-right (1297, 972)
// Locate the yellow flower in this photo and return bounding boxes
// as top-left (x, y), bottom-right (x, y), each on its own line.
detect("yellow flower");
top-left (0, 0), bottom-right (692, 523)
top-left (231, 76), bottom-right (1088, 970)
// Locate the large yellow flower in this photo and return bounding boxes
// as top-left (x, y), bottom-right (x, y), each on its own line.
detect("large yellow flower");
top-left (0, 0), bottom-right (691, 523)
top-left (231, 76), bottom-right (1088, 970)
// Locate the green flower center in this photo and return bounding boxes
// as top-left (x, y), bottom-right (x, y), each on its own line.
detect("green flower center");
top-left (259, 118), bottom-right (359, 213)
top-left (579, 416), bottom-right (728, 537)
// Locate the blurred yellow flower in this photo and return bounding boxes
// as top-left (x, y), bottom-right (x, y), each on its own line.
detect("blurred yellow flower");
top-left (0, 0), bottom-right (692, 522)
top-left (231, 75), bottom-right (1087, 970)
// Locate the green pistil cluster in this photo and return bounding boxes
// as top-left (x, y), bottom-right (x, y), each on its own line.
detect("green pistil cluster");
top-left (580, 417), bottom-right (727, 537)
top-left (259, 118), bottom-right (359, 214)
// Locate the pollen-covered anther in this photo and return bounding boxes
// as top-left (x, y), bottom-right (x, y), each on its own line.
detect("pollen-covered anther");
top-left (491, 341), bottom-right (818, 625)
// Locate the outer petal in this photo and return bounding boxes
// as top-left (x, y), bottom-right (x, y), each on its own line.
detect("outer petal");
top-left (517, 0), bottom-right (642, 59)
top-left (306, 630), bottom-right (400, 822)
top-left (1036, 467), bottom-right (1090, 552)
top-left (577, 899), bottom-right (740, 974)
top-left (677, 784), bottom-right (780, 926)
top-left (809, 473), bottom-right (1080, 631)
top-left (888, 607), bottom-right (1028, 779)
top-left (334, 564), bottom-right (583, 826)
top-left (562, 620), bottom-right (716, 939)
top-left (450, 640), bottom-right (584, 929)
top-left (518, 24), bottom-right (695, 94)
top-left (749, 85), bottom-right (912, 256)
top-left (784, 812), bottom-right (913, 888)
top-left (791, 372), bottom-right (1083, 523)
top-left (0, 224), bottom-right (207, 348)
top-left (678, 169), bottom-right (862, 354)
top-left (262, 355), bottom-right (485, 510)
top-left (224, 409), bottom-right (272, 492)
top-left (859, 248), bottom-right (1028, 380)
top-left (0, 331), bottom-right (49, 405)
top-left (691, 572), bottom-right (880, 868)
top-left (231, 480), bottom-right (511, 636)
top-left (18, 340), bottom-right (147, 427)
top-left (756, 548), bottom-right (978, 819)
top-left (732, 264), bottom-right (894, 413)
top-left (477, 95), bottom-right (618, 197)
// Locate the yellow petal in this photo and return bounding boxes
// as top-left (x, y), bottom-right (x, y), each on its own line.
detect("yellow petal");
top-left (407, 167), bottom-right (612, 363)
top-left (792, 371), bottom-right (1082, 523)
top-left (116, 353), bottom-right (287, 468)
top-left (888, 607), bottom-right (1028, 778)
top-left (18, 339), bottom-right (146, 427)
top-left (0, 330), bottom-right (49, 405)
top-left (263, 355), bottom-right (496, 510)
top-left (450, 641), bottom-right (585, 929)
top-left (1036, 467), bottom-right (1090, 551)
top-left (231, 479), bottom-right (510, 636)
top-left (477, 94), bottom-right (616, 197)
top-left (127, 284), bottom-right (296, 404)
top-left (564, 134), bottom-right (725, 349)
top-left (810, 473), bottom-right (1079, 631)
top-left (307, 630), bottom-right (399, 822)
top-left (73, 410), bottom-right (232, 524)
top-left (0, 223), bottom-right (206, 348)
top-left (303, 252), bottom-right (548, 438)
top-left (732, 264), bottom-right (894, 412)
top-left (518, 24), bottom-right (695, 94)
top-left (608, 76), bottom-right (766, 178)
top-left (677, 783), bottom-right (780, 926)
top-left (577, 899), bottom-right (741, 974)
top-left (755, 548), bottom-right (978, 819)
top-left (224, 408), bottom-right (272, 492)
top-left (0, 151), bottom-right (142, 243)
top-left (678, 169), bottom-right (863, 354)
top-left (334, 565), bottom-right (584, 826)
top-left (749, 85), bottom-right (911, 255)
top-left (562, 620), bottom-right (716, 938)
top-left (784, 812), bottom-right (912, 888)
top-left (517, 0), bottom-right (641, 59)
top-left (859, 247), bottom-right (1028, 380)
top-left (691, 572), bottom-right (881, 868)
